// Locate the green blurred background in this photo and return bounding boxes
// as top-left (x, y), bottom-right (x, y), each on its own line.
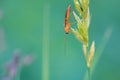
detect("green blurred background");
top-left (0, 0), bottom-right (120, 80)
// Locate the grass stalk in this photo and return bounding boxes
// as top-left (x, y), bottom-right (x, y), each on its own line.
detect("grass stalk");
top-left (42, 4), bottom-right (50, 80)
top-left (88, 67), bottom-right (90, 80)
top-left (84, 28), bottom-right (113, 80)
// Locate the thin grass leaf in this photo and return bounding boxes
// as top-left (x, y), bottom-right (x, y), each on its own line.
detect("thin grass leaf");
top-left (87, 41), bottom-right (95, 68)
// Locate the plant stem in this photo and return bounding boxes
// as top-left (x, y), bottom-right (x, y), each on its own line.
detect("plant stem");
top-left (42, 4), bottom-right (50, 80)
top-left (88, 67), bottom-right (90, 80)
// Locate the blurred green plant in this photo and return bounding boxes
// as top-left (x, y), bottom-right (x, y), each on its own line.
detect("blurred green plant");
top-left (42, 4), bottom-right (50, 80)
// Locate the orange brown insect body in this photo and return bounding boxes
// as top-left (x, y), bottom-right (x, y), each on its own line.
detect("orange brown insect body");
top-left (64, 5), bottom-right (71, 34)
top-left (64, 5), bottom-right (71, 55)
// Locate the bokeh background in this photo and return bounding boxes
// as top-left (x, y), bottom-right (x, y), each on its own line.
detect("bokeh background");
top-left (0, 0), bottom-right (120, 80)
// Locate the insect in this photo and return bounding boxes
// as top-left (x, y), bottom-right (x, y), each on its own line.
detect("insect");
top-left (64, 5), bottom-right (71, 34)
top-left (64, 5), bottom-right (71, 55)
